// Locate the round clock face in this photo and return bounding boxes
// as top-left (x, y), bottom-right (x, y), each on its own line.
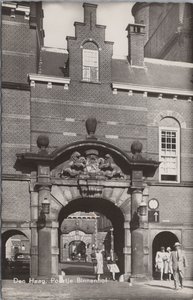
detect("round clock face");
top-left (148, 198), bottom-right (159, 210)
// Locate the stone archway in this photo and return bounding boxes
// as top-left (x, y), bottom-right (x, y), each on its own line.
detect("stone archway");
top-left (2, 230), bottom-right (30, 279)
top-left (60, 230), bottom-right (93, 262)
top-left (152, 231), bottom-right (179, 279)
top-left (16, 119), bottom-right (159, 279)
top-left (57, 196), bottom-right (126, 275)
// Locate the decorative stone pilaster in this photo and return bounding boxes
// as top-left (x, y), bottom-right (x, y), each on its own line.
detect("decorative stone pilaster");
top-left (130, 187), bottom-right (149, 281)
top-left (30, 190), bottom-right (39, 277)
top-left (130, 141), bottom-right (148, 281)
top-left (51, 221), bottom-right (59, 276)
top-left (124, 219), bottom-right (131, 277)
top-left (37, 185), bottom-right (52, 278)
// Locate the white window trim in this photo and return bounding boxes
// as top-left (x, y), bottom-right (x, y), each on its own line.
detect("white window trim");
top-left (82, 49), bottom-right (99, 82)
top-left (159, 126), bottom-right (180, 183)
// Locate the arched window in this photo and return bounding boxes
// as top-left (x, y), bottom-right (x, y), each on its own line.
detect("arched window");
top-left (82, 42), bottom-right (99, 82)
top-left (159, 117), bottom-right (180, 182)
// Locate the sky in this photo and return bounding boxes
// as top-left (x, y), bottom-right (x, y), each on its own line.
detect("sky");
top-left (43, 2), bottom-right (134, 57)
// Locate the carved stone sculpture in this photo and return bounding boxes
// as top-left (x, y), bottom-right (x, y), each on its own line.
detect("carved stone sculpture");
top-left (59, 150), bottom-right (126, 180)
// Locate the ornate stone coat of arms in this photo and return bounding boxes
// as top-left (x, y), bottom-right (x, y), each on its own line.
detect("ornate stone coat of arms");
top-left (59, 149), bottom-right (126, 180)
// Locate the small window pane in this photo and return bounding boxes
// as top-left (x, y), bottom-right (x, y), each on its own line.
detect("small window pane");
top-left (160, 128), bottom-right (179, 182)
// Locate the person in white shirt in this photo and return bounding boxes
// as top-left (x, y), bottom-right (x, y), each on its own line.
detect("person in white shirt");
top-left (155, 246), bottom-right (167, 280)
top-left (164, 247), bottom-right (173, 281)
top-left (170, 242), bottom-right (188, 290)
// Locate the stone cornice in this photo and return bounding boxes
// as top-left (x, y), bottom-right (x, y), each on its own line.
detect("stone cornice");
top-left (112, 82), bottom-right (193, 98)
top-left (2, 174), bottom-right (30, 181)
top-left (2, 2), bottom-right (30, 14)
top-left (28, 74), bottom-right (71, 89)
top-left (16, 139), bottom-right (160, 178)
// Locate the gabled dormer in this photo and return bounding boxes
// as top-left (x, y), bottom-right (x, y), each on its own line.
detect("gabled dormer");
top-left (66, 3), bottom-right (114, 84)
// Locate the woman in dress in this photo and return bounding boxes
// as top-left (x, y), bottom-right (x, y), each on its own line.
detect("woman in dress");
top-left (155, 246), bottom-right (167, 280)
top-left (95, 248), bottom-right (104, 281)
top-left (164, 247), bottom-right (173, 280)
top-left (107, 252), bottom-right (120, 281)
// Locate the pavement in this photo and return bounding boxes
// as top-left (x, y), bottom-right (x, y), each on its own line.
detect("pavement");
top-left (2, 277), bottom-right (193, 300)
top-left (1, 262), bottom-right (193, 300)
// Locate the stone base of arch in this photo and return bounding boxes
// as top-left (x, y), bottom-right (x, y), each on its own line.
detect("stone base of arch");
top-left (17, 138), bottom-right (159, 280)
top-left (30, 180), bottom-right (133, 279)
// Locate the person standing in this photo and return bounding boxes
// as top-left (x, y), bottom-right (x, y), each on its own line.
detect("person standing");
top-left (155, 246), bottom-right (167, 280)
top-left (107, 252), bottom-right (120, 281)
top-left (164, 247), bottom-right (173, 280)
top-left (171, 242), bottom-right (188, 290)
top-left (91, 247), bottom-right (97, 275)
top-left (95, 248), bottom-right (104, 281)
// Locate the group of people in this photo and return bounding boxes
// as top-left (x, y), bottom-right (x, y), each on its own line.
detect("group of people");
top-left (91, 248), bottom-right (120, 281)
top-left (155, 242), bottom-right (188, 290)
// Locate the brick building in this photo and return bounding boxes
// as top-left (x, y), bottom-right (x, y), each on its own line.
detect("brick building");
top-left (1, 2), bottom-right (193, 280)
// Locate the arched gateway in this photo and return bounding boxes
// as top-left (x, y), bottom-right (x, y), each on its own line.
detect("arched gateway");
top-left (16, 119), bottom-right (159, 280)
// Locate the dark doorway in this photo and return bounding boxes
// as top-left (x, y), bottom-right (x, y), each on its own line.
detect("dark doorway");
top-left (2, 230), bottom-right (30, 280)
top-left (152, 231), bottom-right (179, 279)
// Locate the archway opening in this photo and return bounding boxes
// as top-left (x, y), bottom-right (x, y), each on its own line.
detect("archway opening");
top-left (2, 230), bottom-right (30, 279)
top-left (58, 197), bottom-right (125, 277)
top-left (152, 231), bottom-right (179, 280)
top-left (69, 240), bottom-right (86, 261)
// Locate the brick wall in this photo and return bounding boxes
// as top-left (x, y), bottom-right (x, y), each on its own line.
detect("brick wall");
top-left (144, 3), bottom-right (193, 62)
top-left (2, 89), bottom-right (31, 174)
top-left (149, 186), bottom-right (193, 224)
top-left (2, 13), bottom-right (38, 83)
top-left (132, 4), bottom-right (149, 43)
top-left (148, 185), bottom-right (193, 278)
top-left (147, 97), bottom-right (193, 182)
top-left (2, 181), bottom-right (30, 222)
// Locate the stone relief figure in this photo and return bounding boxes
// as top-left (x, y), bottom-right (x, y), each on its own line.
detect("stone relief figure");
top-left (85, 154), bottom-right (101, 174)
top-left (59, 151), bottom-right (126, 179)
top-left (59, 151), bottom-right (86, 178)
top-left (99, 154), bottom-right (125, 179)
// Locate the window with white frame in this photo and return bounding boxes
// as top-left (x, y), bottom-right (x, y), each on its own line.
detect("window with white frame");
top-left (159, 117), bottom-right (180, 182)
top-left (82, 49), bottom-right (99, 82)
top-left (159, 121), bottom-right (180, 182)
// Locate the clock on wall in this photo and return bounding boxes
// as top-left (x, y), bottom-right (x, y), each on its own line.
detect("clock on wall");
top-left (148, 198), bottom-right (159, 210)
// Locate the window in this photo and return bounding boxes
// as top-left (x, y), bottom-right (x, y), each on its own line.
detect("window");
top-left (159, 127), bottom-right (180, 182)
top-left (82, 49), bottom-right (99, 82)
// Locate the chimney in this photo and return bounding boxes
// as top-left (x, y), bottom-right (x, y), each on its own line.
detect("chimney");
top-left (83, 3), bottom-right (97, 29)
top-left (126, 24), bottom-right (146, 66)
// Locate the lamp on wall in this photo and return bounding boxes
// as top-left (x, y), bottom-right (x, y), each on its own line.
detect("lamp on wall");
top-left (37, 197), bottom-right (50, 229)
top-left (138, 200), bottom-right (147, 216)
top-left (42, 197), bottom-right (50, 214)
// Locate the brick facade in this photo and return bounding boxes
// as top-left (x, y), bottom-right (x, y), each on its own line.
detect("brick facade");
top-left (132, 3), bottom-right (193, 63)
top-left (1, 2), bottom-right (193, 280)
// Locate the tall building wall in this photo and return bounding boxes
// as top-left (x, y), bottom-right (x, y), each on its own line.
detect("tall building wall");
top-left (132, 3), bottom-right (193, 62)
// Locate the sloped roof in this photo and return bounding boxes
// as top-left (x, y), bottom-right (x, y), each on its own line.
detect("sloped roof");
top-left (39, 47), bottom-right (193, 92)
top-left (39, 47), bottom-right (68, 77)
top-left (112, 58), bottom-right (193, 91)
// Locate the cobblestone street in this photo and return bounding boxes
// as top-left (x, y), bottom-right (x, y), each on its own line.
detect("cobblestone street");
top-left (2, 277), bottom-right (193, 300)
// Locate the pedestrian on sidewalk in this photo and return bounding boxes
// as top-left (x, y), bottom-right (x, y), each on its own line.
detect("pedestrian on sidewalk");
top-left (155, 246), bottom-right (167, 280)
top-left (91, 246), bottom-right (97, 275)
top-left (95, 248), bottom-right (104, 281)
top-left (164, 247), bottom-right (173, 281)
top-left (107, 252), bottom-right (120, 281)
top-left (171, 242), bottom-right (188, 290)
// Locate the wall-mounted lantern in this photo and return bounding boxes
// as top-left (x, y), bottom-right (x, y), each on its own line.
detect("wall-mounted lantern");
top-left (138, 200), bottom-right (147, 216)
top-left (42, 197), bottom-right (50, 214)
top-left (37, 197), bottom-right (50, 229)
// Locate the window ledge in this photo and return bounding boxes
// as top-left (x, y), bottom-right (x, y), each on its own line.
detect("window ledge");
top-left (80, 80), bottom-right (101, 85)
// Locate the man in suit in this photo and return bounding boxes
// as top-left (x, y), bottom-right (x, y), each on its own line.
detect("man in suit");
top-left (171, 242), bottom-right (188, 290)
